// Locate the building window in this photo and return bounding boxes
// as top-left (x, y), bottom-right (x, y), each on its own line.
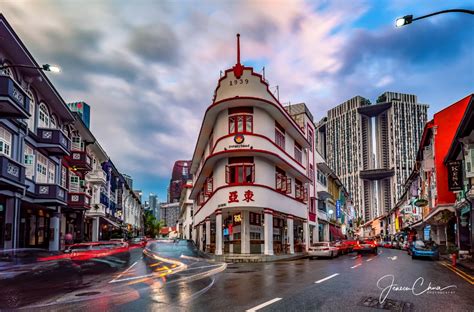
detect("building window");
top-left (50, 115), bottom-right (57, 129)
top-left (48, 163), bottom-right (56, 184)
top-left (205, 176), bottom-right (213, 195)
top-left (309, 197), bottom-right (316, 214)
top-left (24, 144), bottom-right (35, 179)
top-left (0, 126), bottom-right (12, 157)
top-left (249, 212), bottom-right (262, 225)
top-left (36, 153), bottom-right (48, 183)
top-left (61, 166), bottom-right (67, 188)
top-left (294, 142), bottom-right (302, 163)
top-left (308, 128), bottom-right (313, 149)
top-left (229, 115), bottom-right (253, 134)
top-left (69, 174), bottom-right (80, 192)
top-left (71, 136), bottom-right (82, 151)
top-left (275, 167), bottom-right (291, 194)
top-left (38, 103), bottom-right (50, 128)
top-left (27, 89), bottom-right (36, 132)
top-left (226, 157), bottom-right (255, 184)
top-left (295, 179), bottom-right (307, 202)
top-left (275, 122), bottom-right (285, 150)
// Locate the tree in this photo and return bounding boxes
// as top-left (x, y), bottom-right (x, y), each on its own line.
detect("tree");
top-left (144, 210), bottom-right (164, 238)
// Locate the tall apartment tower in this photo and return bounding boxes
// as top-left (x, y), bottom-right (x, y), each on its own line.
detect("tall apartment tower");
top-left (317, 92), bottom-right (428, 222)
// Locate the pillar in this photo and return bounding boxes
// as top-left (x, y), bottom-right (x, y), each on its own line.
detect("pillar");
top-left (313, 225), bottom-right (319, 243)
top-left (49, 211), bottom-right (60, 251)
top-left (242, 210), bottom-right (250, 254)
top-left (205, 218), bottom-right (211, 252)
top-left (215, 211), bottom-right (223, 255)
top-left (287, 217), bottom-right (294, 254)
top-left (303, 221), bottom-right (309, 252)
top-left (198, 224), bottom-right (204, 251)
top-left (92, 217), bottom-right (99, 242)
top-left (264, 209), bottom-right (274, 255)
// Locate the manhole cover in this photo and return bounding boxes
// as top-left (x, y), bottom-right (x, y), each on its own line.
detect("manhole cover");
top-left (358, 297), bottom-right (413, 312)
top-left (75, 291), bottom-right (101, 297)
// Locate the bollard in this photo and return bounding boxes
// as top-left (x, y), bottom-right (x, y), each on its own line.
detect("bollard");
top-left (451, 253), bottom-right (457, 267)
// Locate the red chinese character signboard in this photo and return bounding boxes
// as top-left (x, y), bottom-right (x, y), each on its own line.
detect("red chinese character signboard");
top-left (228, 191), bottom-right (239, 203)
top-left (243, 190), bottom-right (254, 202)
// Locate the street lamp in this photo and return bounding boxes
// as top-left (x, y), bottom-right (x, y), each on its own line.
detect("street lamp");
top-left (0, 63), bottom-right (61, 73)
top-left (396, 9), bottom-right (474, 27)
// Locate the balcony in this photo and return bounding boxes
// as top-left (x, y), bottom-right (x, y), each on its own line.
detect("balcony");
top-left (86, 169), bottom-right (107, 185)
top-left (65, 151), bottom-right (92, 172)
top-left (35, 128), bottom-right (71, 155)
top-left (68, 192), bottom-right (91, 209)
top-left (34, 183), bottom-right (67, 205)
top-left (0, 155), bottom-right (26, 191)
top-left (0, 75), bottom-right (30, 118)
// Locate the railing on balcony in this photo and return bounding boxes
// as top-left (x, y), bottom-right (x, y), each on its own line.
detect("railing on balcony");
top-left (0, 155), bottom-right (26, 188)
top-left (35, 128), bottom-right (71, 155)
top-left (0, 75), bottom-right (30, 118)
top-left (86, 169), bottom-right (107, 185)
top-left (65, 151), bottom-right (92, 171)
top-left (35, 183), bottom-right (67, 203)
top-left (68, 192), bottom-right (91, 209)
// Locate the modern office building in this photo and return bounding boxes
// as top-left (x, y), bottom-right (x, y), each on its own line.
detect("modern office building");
top-left (169, 160), bottom-right (192, 203)
top-left (317, 92), bottom-right (428, 223)
top-left (67, 102), bottom-right (90, 129)
top-left (149, 193), bottom-right (159, 220)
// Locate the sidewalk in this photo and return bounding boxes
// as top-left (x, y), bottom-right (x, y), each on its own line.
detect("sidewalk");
top-left (440, 254), bottom-right (474, 274)
top-left (207, 252), bottom-right (307, 263)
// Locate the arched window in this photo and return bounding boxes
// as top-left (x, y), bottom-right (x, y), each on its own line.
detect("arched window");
top-left (50, 115), bottom-right (57, 129)
top-left (38, 103), bottom-right (50, 128)
top-left (27, 89), bottom-right (36, 131)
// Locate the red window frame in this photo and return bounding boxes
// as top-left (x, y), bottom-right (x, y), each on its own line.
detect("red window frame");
top-left (294, 143), bottom-right (302, 164)
top-left (249, 212), bottom-right (262, 226)
top-left (295, 180), bottom-right (307, 202)
top-left (275, 172), bottom-right (291, 194)
top-left (308, 128), bottom-right (314, 150)
top-left (205, 176), bottom-right (213, 196)
top-left (275, 128), bottom-right (285, 150)
top-left (229, 114), bottom-right (253, 134)
top-left (225, 163), bottom-right (255, 185)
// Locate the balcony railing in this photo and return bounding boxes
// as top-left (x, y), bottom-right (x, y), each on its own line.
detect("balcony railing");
top-left (0, 75), bottom-right (30, 118)
top-left (34, 183), bottom-right (67, 204)
top-left (65, 151), bottom-right (92, 172)
top-left (35, 128), bottom-right (71, 155)
top-left (86, 169), bottom-right (107, 185)
top-left (0, 155), bottom-right (26, 189)
top-left (68, 192), bottom-right (92, 209)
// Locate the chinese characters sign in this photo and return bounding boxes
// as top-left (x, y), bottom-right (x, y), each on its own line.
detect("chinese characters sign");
top-left (228, 190), bottom-right (255, 203)
top-left (447, 160), bottom-right (463, 191)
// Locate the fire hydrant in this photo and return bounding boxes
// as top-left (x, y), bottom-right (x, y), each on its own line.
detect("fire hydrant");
top-left (451, 253), bottom-right (457, 267)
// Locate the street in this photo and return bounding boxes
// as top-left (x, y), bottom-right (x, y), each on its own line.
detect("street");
top-left (23, 247), bottom-right (474, 312)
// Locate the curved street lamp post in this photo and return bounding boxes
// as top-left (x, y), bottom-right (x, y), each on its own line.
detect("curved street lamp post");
top-left (396, 9), bottom-right (474, 27)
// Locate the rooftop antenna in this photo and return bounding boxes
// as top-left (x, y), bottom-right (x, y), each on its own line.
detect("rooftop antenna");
top-left (233, 34), bottom-right (243, 78)
top-left (237, 33), bottom-right (241, 65)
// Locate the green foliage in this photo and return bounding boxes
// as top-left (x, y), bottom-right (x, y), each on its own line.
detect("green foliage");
top-left (143, 210), bottom-right (164, 238)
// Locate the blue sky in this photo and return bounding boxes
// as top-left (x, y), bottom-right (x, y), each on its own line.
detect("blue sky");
top-left (2, 0), bottom-right (473, 202)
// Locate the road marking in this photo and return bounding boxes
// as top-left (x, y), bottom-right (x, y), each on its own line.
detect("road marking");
top-left (439, 262), bottom-right (474, 285)
top-left (387, 256), bottom-right (397, 260)
top-left (351, 256), bottom-right (358, 259)
top-left (246, 298), bottom-right (282, 312)
top-left (109, 260), bottom-right (139, 283)
top-left (315, 273), bottom-right (339, 284)
top-left (366, 258), bottom-right (373, 262)
top-left (351, 264), bottom-right (362, 269)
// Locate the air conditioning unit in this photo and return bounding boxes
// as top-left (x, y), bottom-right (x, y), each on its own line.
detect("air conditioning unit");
top-left (466, 148), bottom-right (474, 178)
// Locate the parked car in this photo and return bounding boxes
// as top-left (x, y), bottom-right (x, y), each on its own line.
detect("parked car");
top-left (343, 240), bottom-right (358, 252)
top-left (0, 249), bottom-right (82, 308)
top-left (64, 241), bottom-right (130, 272)
top-left (383, 241), bottom-right (392, 248)
top-left (392, 241), bottom-right (401, 249)
top-left (401, 241), bottom-right (410, 251)
top-left (334, 241), bottom-right (349, 255)
top-left (410, 240), bottom-right (439, 260)
top-left (308, 242), bottom-right (339, 259)
top-left (353, 239), bottom-right (378, 254)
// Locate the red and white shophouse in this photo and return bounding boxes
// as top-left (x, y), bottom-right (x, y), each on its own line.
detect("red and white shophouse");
top-left (190, 35), bottom-right (319, 256)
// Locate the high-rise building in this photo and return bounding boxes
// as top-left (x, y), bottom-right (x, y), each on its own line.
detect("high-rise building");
top-left (67, 101), bottom-right (91, 129)
top-left (149, 193), bottom-right (159, 220)
top-left (169, 160), bottom-right (192, 203)
top-left (317, 92), bottom-right (428, 222)
top-left (122, 174), bottom-right (133, 190)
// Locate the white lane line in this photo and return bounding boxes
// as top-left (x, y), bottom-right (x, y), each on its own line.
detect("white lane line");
top-left (351, 256), bottom-right (358, 260)
top-left (246, 298), bottom-right (282, 312)
top-left (366, 258), bottom-right (373, 262)
top-left (351, 264), bottom-right (362, 269)
top-left (109, 260), bottom-right (139, 283)
top-left (314, 273), bottom-right (339, 284)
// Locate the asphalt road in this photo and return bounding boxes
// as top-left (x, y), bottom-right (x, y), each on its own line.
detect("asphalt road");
top-left (24, 248), bottom-right (474, 312)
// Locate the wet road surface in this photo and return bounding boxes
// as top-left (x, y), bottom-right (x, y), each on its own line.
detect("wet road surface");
top-left (22, 248), bottom-right (474, 312)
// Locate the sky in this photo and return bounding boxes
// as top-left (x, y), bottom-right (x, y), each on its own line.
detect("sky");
top-left (1, 0), bottom-right (473, 202)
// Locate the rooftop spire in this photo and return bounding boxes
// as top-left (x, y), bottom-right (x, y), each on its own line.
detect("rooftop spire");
top-left (233, 33), bottom-right (244, 79)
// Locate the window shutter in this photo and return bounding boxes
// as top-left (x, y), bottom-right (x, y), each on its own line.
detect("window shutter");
top-left (286, 177), bottom-right (292, 194)
top-left (251, 164), bottom-right (255, 183)
top-left (225, 165), bottom-right (230, 184)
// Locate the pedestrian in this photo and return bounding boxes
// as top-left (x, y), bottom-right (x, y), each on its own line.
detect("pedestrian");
top-left (65, 233), bottom-right (73, 246)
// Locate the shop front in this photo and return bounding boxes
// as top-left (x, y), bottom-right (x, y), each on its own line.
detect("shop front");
top-left (18, 203), bottom-right (54, 249)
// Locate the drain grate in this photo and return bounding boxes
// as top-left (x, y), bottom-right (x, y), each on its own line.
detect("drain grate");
top-left (75, 291), bottom-right (101, 297)
top-left (358, 296), bottom-right (413, 312)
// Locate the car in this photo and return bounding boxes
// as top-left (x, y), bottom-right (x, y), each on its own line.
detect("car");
top-left (410, 240), bottom-right (439, 260)
top-left (383, 241), bottom-right (392, 248)
top-left (0, 249), bottom-right (82, 308)
top-left (334, 241), bottom-right (349, 255)
top-left (308, 242), bottom-right (339, 259)
top-left (392, 241), bottom-right (401, 249)
top-left (129, 237), bottom-right (147, 248)
top-left (401, 241), bottom-right (410, 251)
top-left (353, 239), bottom-right (378, 254)
top-left (64, 241), bottom-right (131, 273)
top-left (343, 240), bottom-right (358, 252)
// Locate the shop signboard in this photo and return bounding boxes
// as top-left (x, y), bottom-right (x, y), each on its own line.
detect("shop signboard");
top-left (424, 225), bottom-right (431, 241)
top-left (447, 160), bottom-right (463, 191)
top-left (336, 200), bottom-right (341, 218)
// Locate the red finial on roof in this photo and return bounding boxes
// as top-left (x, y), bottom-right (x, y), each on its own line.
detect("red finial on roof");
top-left (233, 33), bottom-right (243, 79)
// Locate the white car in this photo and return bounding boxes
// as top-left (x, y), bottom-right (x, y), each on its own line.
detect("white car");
top-left (308, 242), bottom-right (339, 258)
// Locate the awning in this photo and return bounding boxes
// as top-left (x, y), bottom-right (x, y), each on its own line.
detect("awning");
top-left (424, 205), bottom-right (455, 225)
top-left (102, 217), bottom-right (121, 229)
top-left (329, 224), bottom-right (345, 240)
